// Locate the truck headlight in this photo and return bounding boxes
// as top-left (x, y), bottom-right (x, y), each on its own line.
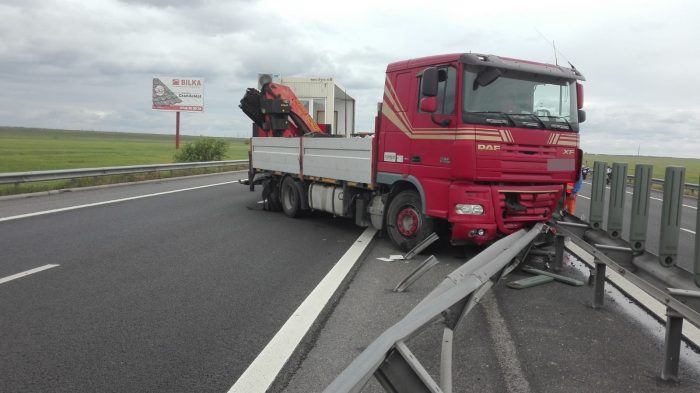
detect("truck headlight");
top-left (455, 204), bottom-right (484, 215)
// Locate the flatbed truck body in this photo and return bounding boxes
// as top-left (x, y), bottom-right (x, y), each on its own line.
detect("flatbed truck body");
top-left (241, 53), bottom-right (586, 250)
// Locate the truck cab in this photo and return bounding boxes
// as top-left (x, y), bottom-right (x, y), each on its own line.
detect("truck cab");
top-left (376, 53), bottom-right (585, 247)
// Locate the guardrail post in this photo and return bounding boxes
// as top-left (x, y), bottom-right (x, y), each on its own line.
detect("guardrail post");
top-left (375, 342), bottom-right (441, 392)
top-left (661, 307), bottom-right (684, 382)
top-left (607, 163), bottom-right (628, 239)
top-left (553, 234), bottom-right (565, 272)
top-left (592, 258), bottom-right (606, 309)
top-left (589, 161), bottom-right (607, 229)
top-left (659, 167), bottom-right (685, 267)
top-left (629, 164), bottom-right (652, 252)
top-left (440, 328), bottom-right (453, 393)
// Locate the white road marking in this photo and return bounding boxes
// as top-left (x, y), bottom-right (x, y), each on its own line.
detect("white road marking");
top-left (228, 227), bottom-right (377, 393)
top-left (0, 264), bottom-right (60, 285)
top-left (578, 195), bottom-right (591, 200)
top-left (0, 181), bottom-right (239, 223)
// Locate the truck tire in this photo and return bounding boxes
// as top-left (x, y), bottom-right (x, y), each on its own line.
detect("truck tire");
top-left (262, 178), bottom-right (282, 212)
top-left (280, 176), bottom-right (302, 218)
top-left (386, 190), bottom-right (434, 251)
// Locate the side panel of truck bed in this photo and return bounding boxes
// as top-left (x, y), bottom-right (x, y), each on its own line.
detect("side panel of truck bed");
top-left (251, 137), bottom-right (300, 174)
top-left (302, 138), bottom-right (372, 184)
top-left (251, 137), bottom-right (373, 184)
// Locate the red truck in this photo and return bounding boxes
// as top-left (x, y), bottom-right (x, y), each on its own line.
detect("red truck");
top-left (240, 53), bottom-right (585, 250)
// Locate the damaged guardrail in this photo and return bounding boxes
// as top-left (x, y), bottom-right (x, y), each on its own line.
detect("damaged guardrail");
top-left (556, 160), bottom-right (700, 382)
top-left (323, 223), bottom-right (545, 393)
top-left (0, 160), bottom-right (248, 185)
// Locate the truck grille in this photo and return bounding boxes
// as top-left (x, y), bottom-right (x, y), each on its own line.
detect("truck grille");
top-left (492, 187), bottom-right (563, 233)
top-left (476, 144), bottom-right (569, 182)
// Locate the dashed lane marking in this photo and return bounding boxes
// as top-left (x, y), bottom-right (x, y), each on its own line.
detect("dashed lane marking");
top-left (0, 264), bottom-right (60, 285)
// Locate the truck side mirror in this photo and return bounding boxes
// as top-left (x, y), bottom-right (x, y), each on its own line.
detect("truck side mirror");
top-left (578, 109), bottom-right (586, 123)
top-left (420, 96), bottom-right (437, 113)
top-left (421, 67), bottom-right (439, 97)
top-left (576, 82), bottom-right (584, 109)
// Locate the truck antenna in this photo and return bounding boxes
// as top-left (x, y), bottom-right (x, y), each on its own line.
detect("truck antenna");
top-left (534, 28), bottom-right (574, 67)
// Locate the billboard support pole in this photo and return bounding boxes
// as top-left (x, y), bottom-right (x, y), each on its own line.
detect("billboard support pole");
top-left (175, 111), bottom-right (181, 150)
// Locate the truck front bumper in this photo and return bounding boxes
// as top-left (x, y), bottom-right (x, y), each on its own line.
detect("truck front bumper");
top-left (447, 182), bottom-right (562, 245)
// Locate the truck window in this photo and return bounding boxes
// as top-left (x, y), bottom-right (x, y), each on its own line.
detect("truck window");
top-left (418, 66), bottom-right (456, 115)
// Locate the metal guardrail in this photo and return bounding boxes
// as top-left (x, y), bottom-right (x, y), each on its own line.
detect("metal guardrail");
top-left (625, 175), bottom-right (699, 195)
top-left (323, 223), bottom-right (544, 393)
top-left (556, 160), bottom-right (700, 382)
top-left (326, 160), bottom-right (700, 389)
top-left (0, 160), bottom-right (248, 185)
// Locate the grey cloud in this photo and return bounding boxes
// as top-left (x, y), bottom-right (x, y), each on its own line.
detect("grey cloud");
top-left (1, 1), bottom-right (699, 159)
top-left (118, 0), bottom-right (206, 8)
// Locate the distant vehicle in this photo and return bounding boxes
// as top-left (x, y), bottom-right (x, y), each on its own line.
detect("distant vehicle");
top-left (582, 166), bottom-right (591, 180)
top-left (239, 53), bottom-right (585, 250)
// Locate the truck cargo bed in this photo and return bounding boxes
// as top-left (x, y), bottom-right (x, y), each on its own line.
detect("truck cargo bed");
top-left (251, 137), bottom-right (373, 184)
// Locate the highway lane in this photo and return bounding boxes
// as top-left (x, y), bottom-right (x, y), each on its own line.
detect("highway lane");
top-left (0, 173), bottom-right (363, 392)
top-left (575, 181), bottom-right (697, 272)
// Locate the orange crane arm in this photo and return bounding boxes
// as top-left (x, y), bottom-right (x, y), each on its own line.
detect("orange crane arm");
top-left (239, 78), bottom-right (324, 137)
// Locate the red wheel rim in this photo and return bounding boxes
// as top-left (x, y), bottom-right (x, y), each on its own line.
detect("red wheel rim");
top-left (396, 207), bottom-right (420, 237)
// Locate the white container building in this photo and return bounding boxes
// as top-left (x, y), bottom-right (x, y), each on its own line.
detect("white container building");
top-left (260, 75), bottom-right (356, 136)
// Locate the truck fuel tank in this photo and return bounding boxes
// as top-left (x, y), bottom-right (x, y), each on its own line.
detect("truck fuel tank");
top-left (308, 183), bottom-right (346, 216)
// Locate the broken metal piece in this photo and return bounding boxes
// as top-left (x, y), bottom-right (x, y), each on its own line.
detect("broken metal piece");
top-left (521, 266), bottom-right (585, 286)
top-left (404, 232), bottom-right (439, 261)
top-left (394, 255), bottom-right (440, 293)
top-left (507, 275), bottom-right (554, 289)
top-left (667, 288), bottom-right (700, 299)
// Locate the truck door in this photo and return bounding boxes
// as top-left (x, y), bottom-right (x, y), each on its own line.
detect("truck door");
top-left (410, 65), bottom-right (457, 175)
top-left (409, 64), bottom-right (458, 217)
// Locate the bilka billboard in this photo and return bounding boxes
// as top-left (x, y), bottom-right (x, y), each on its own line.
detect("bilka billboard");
top-left (152, 77), bottom-right (204, 112)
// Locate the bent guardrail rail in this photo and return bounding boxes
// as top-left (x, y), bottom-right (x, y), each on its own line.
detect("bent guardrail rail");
top-left (0, 160), bottom-right (248, 185)
top-left (323, 223), bottom-right (545, 393)
top-left (555, 160), bottom-right (700, 382)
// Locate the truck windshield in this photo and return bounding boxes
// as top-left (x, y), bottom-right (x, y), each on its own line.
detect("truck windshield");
top-left (462, 68), bottom-right (579, 132)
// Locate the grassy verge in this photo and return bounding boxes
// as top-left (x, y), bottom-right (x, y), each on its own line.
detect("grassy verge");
top-left (0, 126), bottom-right (250, 196)
top-left (584, 154), bottom-right (700, 185)
top-left (0, 126), bottom-right (248, 172)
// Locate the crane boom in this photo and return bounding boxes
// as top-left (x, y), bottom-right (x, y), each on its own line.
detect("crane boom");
top-left (239, 78), bottom-right (323, 137)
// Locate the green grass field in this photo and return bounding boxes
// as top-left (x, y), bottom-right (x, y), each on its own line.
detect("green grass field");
top-left (583, 154), bottom-right (700, 185)
top-left (0, 126), bottom-right (248, 173)
top-left (1, 126), bottom-right (697, 190)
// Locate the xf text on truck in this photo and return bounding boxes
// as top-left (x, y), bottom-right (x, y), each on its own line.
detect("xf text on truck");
top-left (239, 53), bottom-right (585, 250)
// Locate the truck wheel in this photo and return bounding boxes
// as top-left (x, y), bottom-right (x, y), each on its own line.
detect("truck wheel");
top-left (280, 176), bottom-right (302, 218)
top-left (386, 190), bottom-right (433, 251)
top-left (262, 178), bottom-right (282, 212)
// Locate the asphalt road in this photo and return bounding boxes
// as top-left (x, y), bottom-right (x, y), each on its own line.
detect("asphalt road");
top-left (282, 237), bottom-right (700, 392)
top-left (0, 173), bottom-right (363, 392)
top-left (575, 181), bottom-right (697, 272)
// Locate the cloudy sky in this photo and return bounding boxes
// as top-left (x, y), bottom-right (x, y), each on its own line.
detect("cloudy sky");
top-left (1, 0), bottom-right (698, 158)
